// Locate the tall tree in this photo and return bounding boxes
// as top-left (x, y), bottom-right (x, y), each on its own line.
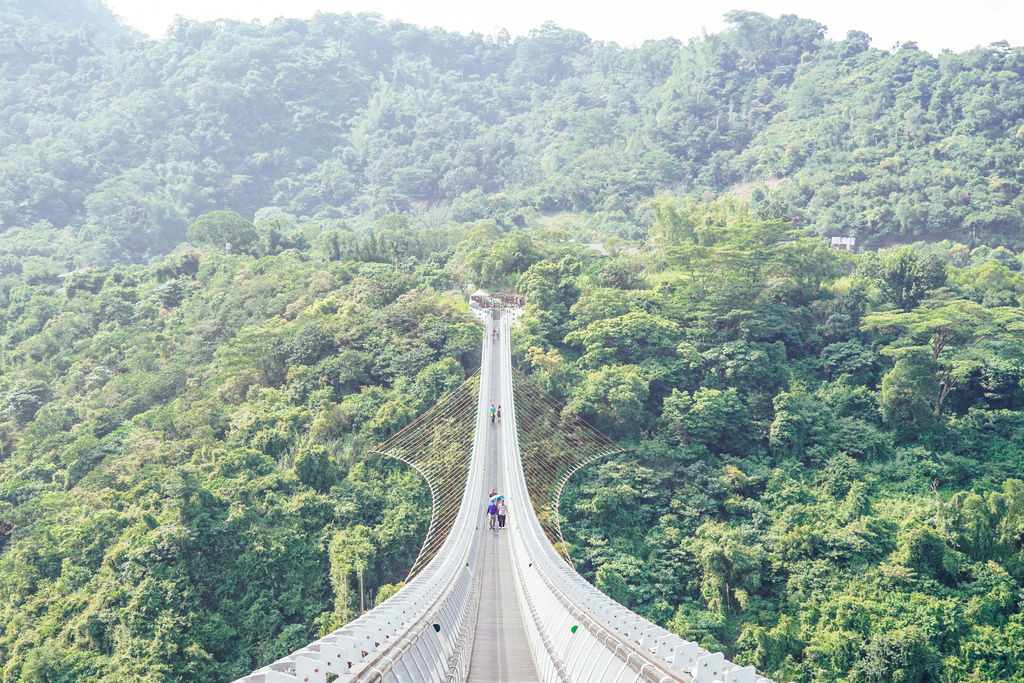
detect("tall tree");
top-left (863, 293), bottom-right (1024, 419)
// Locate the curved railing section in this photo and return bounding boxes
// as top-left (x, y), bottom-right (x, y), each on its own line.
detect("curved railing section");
top-left (234, 331), bottom-right (495, 683)
top-left (370, 373), bottom-right (480, 580)
top-left (510, 366), bottom-right (625, 565)
top-left (497, 315), bottom-right (774, 683)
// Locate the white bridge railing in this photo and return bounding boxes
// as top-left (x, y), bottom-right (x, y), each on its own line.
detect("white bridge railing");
top-left (493, 315), bottom-right (773, 683)
top-left (234, 324), bottom-right (497, 683)
top-left (235, 314), bottom-right (773, 683)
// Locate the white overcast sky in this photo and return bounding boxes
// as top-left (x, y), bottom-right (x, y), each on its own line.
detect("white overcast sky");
top-left (102, 0), bottom-right (1024, 54)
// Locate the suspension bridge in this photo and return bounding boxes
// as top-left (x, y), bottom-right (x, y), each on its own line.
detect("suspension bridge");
top-left (236, 310), bottom-right (772, 683)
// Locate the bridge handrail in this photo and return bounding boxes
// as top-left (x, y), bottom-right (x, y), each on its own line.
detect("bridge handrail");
top-left (235, 315), bottom-right (773, 683)
top-left (496, 315), bottom-right (773, 683)
top-left (234, 329), bottom-right (495, 683)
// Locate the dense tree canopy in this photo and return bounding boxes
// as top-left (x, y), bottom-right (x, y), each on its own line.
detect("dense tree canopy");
top-left (2, 2), bottom-right (1024, 269)
top-left (0, 231), bottom-right (481, 679)
top-left (2, 3), bottom-right (1024, 682)
top-left (513, 199), bottom-right (1024, 682)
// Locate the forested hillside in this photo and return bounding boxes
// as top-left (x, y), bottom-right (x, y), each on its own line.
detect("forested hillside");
top-left (0, 215), bottom-right (483, 679)
top-left (3, 2), bottom-right (1024, 682)
top-left (1, 0), bottom-right (1024, 269)
top-left (5, 202), bottom-right (1021, 680)
top-left (507, 201), bottom-right (1024, 681)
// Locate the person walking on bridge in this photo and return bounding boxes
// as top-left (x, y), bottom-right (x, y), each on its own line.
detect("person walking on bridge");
top-left (497, 499), bottom-right (508, 529)
top-left (486, 499), bottom-right (498, 530)
top-left (490, 404), bottom-right (496, 423)
top-left (496, 405), bottom-right (502, 423)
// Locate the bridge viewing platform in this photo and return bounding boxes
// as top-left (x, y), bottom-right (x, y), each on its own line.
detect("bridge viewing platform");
top-left (236, 310), bottom-right (772, 683)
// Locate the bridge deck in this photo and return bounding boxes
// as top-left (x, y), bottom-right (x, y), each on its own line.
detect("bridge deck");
top-left (467, 327), bottom-right (539, 682)
top-left (467, 527), bottom-right (538, 682)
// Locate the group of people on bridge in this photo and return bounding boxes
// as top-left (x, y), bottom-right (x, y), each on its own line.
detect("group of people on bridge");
top-left (489, 404), bottom-right (502, 423)
top-left (486, 488), bottom-right (508, 530)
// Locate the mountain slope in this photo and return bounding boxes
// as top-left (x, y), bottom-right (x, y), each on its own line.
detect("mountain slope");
top-left (0, 10), bottom-right (1022, 268)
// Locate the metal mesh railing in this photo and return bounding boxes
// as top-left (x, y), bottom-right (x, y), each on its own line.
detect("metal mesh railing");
top-left (512, 367), bottom-right (625, 563)
top-left (370, 374), bottom-right (479, 579)
top-left (496, 315), bottom-right (774, 683)
top-left (233, 333), bottom-right (494, 683)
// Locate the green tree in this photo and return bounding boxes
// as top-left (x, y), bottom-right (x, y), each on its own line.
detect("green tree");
top-left (877, 348), bottom-right (940, 440)
top-left (563, 311), bottom-right (680, 380)
top-left (329, 526), bottom-right (376, 625)
top-left (4, 378), bottom-right (49, 424)
top-left (769, 390), bottom-right (835, 461)
top-left (565, 365), bottom-right (649, 438)
top-left (518, 257), bottom-right (581, 344)
top-left (689, 522), bottom-right (764, 615)
top-left (665, 387), bottom-right (751, 455)
top-left (851, 627), bottom-right (941, 682)
top-left (864, 294), bottom-right (1024, 420)
top-left (294, 444), bottom-right (337, 493)
top-left (595, 564), bottom-right (633, 607)
top-left (871, 248), bottom-right (948, 311)
top-left (186, 211), bottom-right (259, 254)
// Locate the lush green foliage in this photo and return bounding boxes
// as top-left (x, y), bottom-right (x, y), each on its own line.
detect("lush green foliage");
top-left (3, 3), bottom-right (1024, 681)
top-left (3, 3), bottom-right (1024, 269)
top-left (2, 197), bottom-right (1022, 682)
top-left (513, 199), bottom-right (1024, 682)
top-left (0, 235), bottom-right (480, 679)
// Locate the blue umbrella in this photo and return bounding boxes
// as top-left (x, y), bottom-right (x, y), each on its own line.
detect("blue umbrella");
top-left (489, 494), bottom-right (504, 502)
